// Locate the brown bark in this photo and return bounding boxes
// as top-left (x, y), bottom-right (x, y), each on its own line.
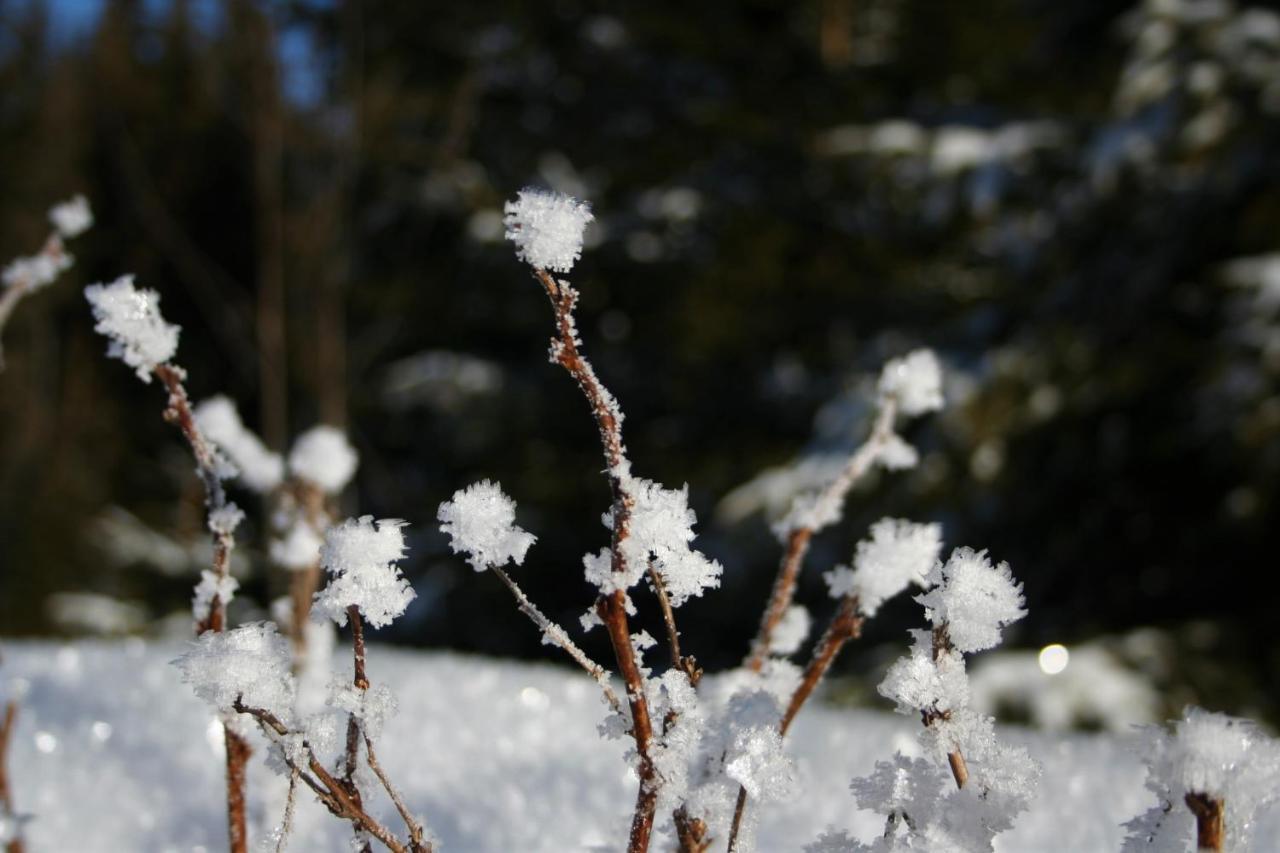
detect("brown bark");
top-left (744, 528), bottom-right (813, 671)
top-left (0, 701), bottom-right (25, 853)
top-left (224, 727), bottom-right (251, 853)
top-left (1185, 792), bottom-right (1225, 852)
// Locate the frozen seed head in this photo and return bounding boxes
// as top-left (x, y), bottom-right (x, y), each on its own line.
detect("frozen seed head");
top-left (437, 480), bottom-right (536, 571)
top-left (879, 349), bottom-right (944, 417)
top-left (193, 396), bottom-right (285, 493)
top-left (84, 275), bottom-right (180, 382)
top-left (49, 194), bottom-right (93, 239)
top-left (316, 516), bottom-right (415, 628)
top-left (288, 426), bottom-right (358, 493)
top-left (504, 187), bottom-right (594, 273)
top-left (917, 547), bottom-right (1025, 653)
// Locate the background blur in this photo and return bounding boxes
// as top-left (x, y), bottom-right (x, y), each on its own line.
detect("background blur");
top-left (1, 0), bottom-right (1278, 729)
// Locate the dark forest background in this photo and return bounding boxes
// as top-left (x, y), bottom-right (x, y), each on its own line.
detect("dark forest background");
top-left (1, 0), bottom-right (1278, 723)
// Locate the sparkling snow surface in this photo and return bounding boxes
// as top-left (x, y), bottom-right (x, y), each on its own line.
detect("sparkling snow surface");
top-left (1, 641), bottom-right (1175, 851)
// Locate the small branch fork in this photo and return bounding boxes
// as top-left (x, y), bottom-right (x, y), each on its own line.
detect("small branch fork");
top-left (153, 363), bottom-right (250, 853)
top-left (744, 399), bottom-right (898, 671)
top-left (0, 700), bottom-right (26, 853)
top-left (533, 268), bottom-right (659, 853)
top-left (233, 700), bottom-right (431, 853)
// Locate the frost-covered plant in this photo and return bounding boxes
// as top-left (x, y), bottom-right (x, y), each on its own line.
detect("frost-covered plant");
top-left (84, 273), bottom-right (253, 852)
top-left (809, 547), bottom-right (1038, 852)
top-left (0, 194), bottom-right (93, 369)
top-left (1123, 707), bottom-right (1280, 853)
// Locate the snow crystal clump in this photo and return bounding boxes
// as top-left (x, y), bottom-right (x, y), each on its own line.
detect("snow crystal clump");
top-left (84, 276), bottom-right (180, 382)
top-left (330, 681), bottom-right (398, 739)
top-left (611, 477), bottom-right (722, 606)
top-left (270, 518), bottom-right (323, 570)
top-left (3, 252), bottom-right (71, 291)
top-left (879, 631), bottom-right (970, 716)
top-left (771, 605), bottom-right (811, 656)
top-left (504, 188), bottom-right (594, 273)
top-left (288, 426), bottom-right (357, 493)
top-left (207, 503), bottom-right (245, 535)
top-left (1124, 707), bottom-right (1280, 853)
top-left (174, 622), bottom-right (294, 717)
top-left (878, 349), bottom-right (943, 417)
top-left (49, 194), bottom-right (93, 238)
top-left (315, 516), bottom-right (415, 628)
top-left (823, 518), bottom-right (943, 616)
top-left (437, 480), bottom-right (536, 571)
top-left (916, 547), bottom-right (1025, 653)
top-left (191, 569), bottom-right (239, 621)
top-left (193, 396), bottom-right (284, 493)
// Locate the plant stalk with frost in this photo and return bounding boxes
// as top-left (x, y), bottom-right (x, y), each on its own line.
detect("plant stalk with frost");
top-left (85, 274), bottom-right (251, 853)
top-left (0, 698), bottom-right (25, 853)
top-left (745, 348), bottom-right (942, 672)
top-left (0, 195), bottom-right (92, 370)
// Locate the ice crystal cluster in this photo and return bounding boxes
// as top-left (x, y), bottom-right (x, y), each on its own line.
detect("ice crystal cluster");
top-left (878, 348), bottom-right (944, 416)
top-left (503, 187), bottom-right (594, 273)
top-left (823, 518), bottom-right (943, 617)
top-left (193, 396), bottom-right (285, 493)
top-left (2, 194), bottom-right (92, 291)
top-left (314, 516), bottom-right (415, 628)
top-left (813, 546), bottom-right (1038, 852)
top-left (84, 275), bottom-right (180, 382)
top-left (174, 622), bottom-right (295, 715)
top-left (1123, 708), bottom-right (1280, 853)
top-left (437, 480), bottom-right (537, 571)
top-left (288, 426), bottom-right (358, 493)
top-left (608, 476), bottom-right (723, 607)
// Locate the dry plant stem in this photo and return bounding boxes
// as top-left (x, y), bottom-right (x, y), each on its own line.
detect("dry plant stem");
top-left (674, 806), bottom-right (711, 853)
top-left (274, 768), bottom-right (301, 853)
top-left (928, 624), bottom-right (969, 790)
top-left (154, 363), bottom-right (249, 853)
top-left (744, 399), bottom-right (898, 671)
top-left (0, 234), bottom-right (65, 370)
top-left (491, 566), bottom-right (622, 713)
top-left (0, 701), bottom-right (25, 853)
top-left (343, 606), bottom-right (373, 853)
top-left (286, 480), bottom-right (329, 656)
top-left (1185, 792), bottom-right (1225, 852)
top-left (533, 268), bottom-right (658, 853)
top-left (363, 733), bottom-right (430, 850)
top-left (233, 701), bottom-right (424, 853)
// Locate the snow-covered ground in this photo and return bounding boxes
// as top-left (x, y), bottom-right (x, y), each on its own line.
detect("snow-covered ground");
top-left (1, 640), bottom-right (1157, 852)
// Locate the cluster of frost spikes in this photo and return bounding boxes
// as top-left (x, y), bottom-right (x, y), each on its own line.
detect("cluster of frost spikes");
top-left (1123, 707), bottom-right (1280, 853)
top-left (437, 480), bottom-right (536, 571)
top-left (504, 187), bottom-right (594, 273)
top-left (604, 476), bottom-right (723, 607)
top-left (83, 276), bottom-right (181, 382)
top-left (287, 425), bottom-right (358, 494)
top-left (878, 348), bottom-right (944, 417)
top-left (823, 518), bottom-right (943, 617)
top-left (192, 396), bottom-right (285, 493)
top-left (173, 621), bottom-right (295, 720)
top-left (815, 546), bottom-right (1037, 852)
top-left (2, 195), bottom-right (92, 292)
top-left (314, 516), bottom-right (415, 628)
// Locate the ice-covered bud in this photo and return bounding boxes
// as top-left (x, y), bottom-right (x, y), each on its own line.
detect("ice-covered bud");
top-left (270, 518), bottom-right (323, 570)
top-left (288, 426), bottom-right (358, 493)
top-left (614, 477), bottom-right (722, 606)
top-left (49, 194), bottom-right (93, 239)
top-left (503, 187), bottom-right (594, 273)
top-left (437, 480), bottom-right (536, 571)
top-left (877, 433), bottom-right (919, 471)
top-left (771, 605), bottom-right (811, 656)
top-left (207, 503), bottom-right (245, 536)
top-left (194, 396), bottom-right (284, 493)
top-left (174, 622), bottom-right (295, 717)
top-left (3, 252), bottom-right (71, 291)
top-left (315, 516), bottom-right (415, 628)
top-left (879, 349), bottom-right (943, 417)
top-left (192, 569), bottom-right (239, 621)
top-left (84, 276), bottom-right (180, 382)
top-left (824, 518), bottom-right (943, 617)
top-left (878, 631), bottom-right (969, 715)
top-left (916, 547), bottom-right (1025, 653)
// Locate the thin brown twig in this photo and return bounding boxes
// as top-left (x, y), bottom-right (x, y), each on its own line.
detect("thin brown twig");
top-left (154, 363), bottom-right (249, 853)
top-left (343, 606), bottom-right (373, 853)
top-left (364, 734), bottom-right (430, 851)
top-left (1185, 792), bottom-right (1225, 852)
top-left (491, 566), bottom-right (622, 714)
top-left (0, 234), bottom-right (67, 371)
top-left (927, 625), bottom-right (969, 790)
top-left (0, 701), bottom-right (25, 853)
top-left (744, 399), bottom-right (898, 671)
top-left (533, 268), bottom-right (659, 853)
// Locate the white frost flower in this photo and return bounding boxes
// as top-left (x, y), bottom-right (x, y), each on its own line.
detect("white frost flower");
top-left (504, 188), bottom-right (594, 273)
top-left (84, 276), bottom-right (180, 382)
top-left (193, 396), bottom-right (284, 493)
top-left (49, 194), bottom-right (93, 238)
top-left (613, 477), bottom-right (722, 606)
top-left (879, 349), bottom-right (943, 417)
top-left (174, 622), bottom-right (295, 718)
top-left (916, 547), bottom-right (1025, 653)
top-left (437, 480), bottom-right (536, 571)
top-left (824, 518), bottom-right (943, 616)
top-left (288, 426), bottom-right (358, 493)
top-left (315, 516), bottom-right (415, 628)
